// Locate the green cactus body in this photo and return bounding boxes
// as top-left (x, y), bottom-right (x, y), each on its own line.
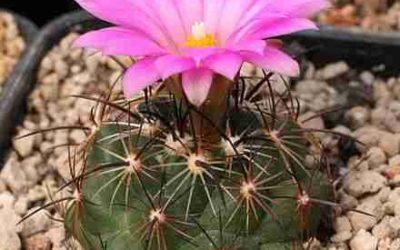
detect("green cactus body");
top-left (63, 83), bottom-right (334, 250)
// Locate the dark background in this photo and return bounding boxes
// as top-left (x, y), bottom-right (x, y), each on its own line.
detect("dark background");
top-left (1, 0), bottom-right (79, 26)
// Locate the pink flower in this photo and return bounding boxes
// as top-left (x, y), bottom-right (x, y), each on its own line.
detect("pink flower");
top-left (74, 0), bottom-right (328, 106)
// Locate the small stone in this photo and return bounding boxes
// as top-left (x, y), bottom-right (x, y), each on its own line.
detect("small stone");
top-left (346, 106), bottom-right (370, 129)
top-left (372, 108), bottom-right (400, 134)
top-left (0, 191), bottom-right (15, 209)
top-left (348, 197), bottom-right (383, 231)
top-left (390, 239), bottom-right (400, 250)
top-left (389, 155), bottom-right (400, 168)
top-left (376, 187), bottom-right (391, 203)
top-left (374, 82), bottom-right (392, 106)
top-left (388, 188), bottom-right (400, 217)
top-left (0, 155), bottom-right (28, 193)
top-left (21, 154), bottom-right (41, 186)
top-left (22, 207), bottom-right (52, 237)
top-left (54, 59), bottom-right (69, 79)
top-left (334, 125), bottom-right (352, 136)
top-left (13, 130), bottom-right (35, 157)
top-left (14, 196), bottom-right (29, 215)
top-left (26, 186), bottom-right (46, 203)
top-left (389, 101), bottom-right (400, 119)
top-left (331, 231), bottom-right (353, 243)
top-left (353, 126), bottom-right (382, 152)
top-left (318, 61), bottom-right (349, 80)
top-left (39, 141), bottom-right (53, 153)
top-left (69, 129), bottom-right (86, 144)
top-left (55, 152), bottom-right (70, 181)
top-left (295, 80), bottom-right (338, 112)
top-left (345, 171), bottom-right (386, 197)
top-left (350, 230), bottom-right (378, 250)
top-left (360, 71), bottom-right (375, 85)
top-left (389, 174), bottom-right (400, 186)
top-left (300, 112), bottom-right (325, 130)
top-left (339, 192), bottom-right (359, 211)
top-left (0, 207), bottom-right (22, 250)
top-left (24, 234), bottom-right (52, 250)
top-left (378, 238), bottom-right (392, 250)
top-left (388, 216), bottom-right (400, 235)
top-left (348, 157), bottom-right (369, 172)
top-left (367, 147), bottom-right (387, 169)
top-left (335, 216), bottom-right (352, 232)
top-left (379, 133), bottom-right (400, 157)
top-left (40, 56), bottom-right (53, 72)
top-left (372, 216), bottom-right (395, 239)
top-left (45, 225), bottom-right (66, 250)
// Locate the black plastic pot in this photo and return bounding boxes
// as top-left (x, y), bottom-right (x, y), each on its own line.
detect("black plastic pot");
top-left (0, 9), bottom-right (38, 163)
top-left (286, 25), bottom-right (400, 77)
top-left (1, 10), bottom-right (400, 165)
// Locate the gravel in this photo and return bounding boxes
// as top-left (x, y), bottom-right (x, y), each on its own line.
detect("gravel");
top-left (295, 62), bottom-right (400, 250)
top-left (0, 33), bottom-right (129, 250)
top-left (0, 12), bottom-right (25, 93)
top-left (318, 0), bottom-right (400, 32)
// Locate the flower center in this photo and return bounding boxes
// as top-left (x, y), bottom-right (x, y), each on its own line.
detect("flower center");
top-left (185, 22), bottom-right (216, 48)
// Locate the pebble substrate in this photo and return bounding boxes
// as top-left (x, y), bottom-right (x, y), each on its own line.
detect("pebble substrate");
top-left (0, 33), bottom-right (400, 250)
top-left (295, 61), bottom-right (400, 250)
top-left (0, 12), bottom-right (25, 93)
top-left (317, 0), bottom-right (400, 32)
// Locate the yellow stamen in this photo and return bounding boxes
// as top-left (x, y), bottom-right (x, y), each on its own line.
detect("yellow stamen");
top-left (185, 22), bottom-right (216, 48)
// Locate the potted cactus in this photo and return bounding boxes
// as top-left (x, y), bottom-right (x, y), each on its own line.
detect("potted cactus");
top-left (29, 0), bottom-right (337, 249)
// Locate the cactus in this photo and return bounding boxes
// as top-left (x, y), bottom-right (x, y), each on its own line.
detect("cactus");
top-left (58, 73), bottom-right (335, 250)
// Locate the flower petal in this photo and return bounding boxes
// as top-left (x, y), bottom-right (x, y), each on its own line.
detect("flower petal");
top-left (123, 58), bottom-right (161, 98)
top-left (201, 52), bottom-right (242, 80)
top-left (231, 15), bottom-right (317, 42)
top-left (148, 0), bottom-right (187, 45)
top-left (204, 0), bottom-right (226, 35)
top-left (226, 39), bottom-right (266, 55)
top-left (75, 0), bottom-right (174, 50)
top-left (183, 47), bottom-right (223, 65)
top-left (182, 69), bottom-right (214, 107)
top-left (236, 0), bottom-right (327, 29)
top-left (155, 55), bottom-right (196, 79)
top-left (74, 0), bottom-right (138, 26)
top-left (74, 27), bottom-right (166, 56)
top-left (175, 0), bottom-right (205, 35)
top-left (262, 0), bottom-right (330, 18)
top-left (241, 46), bottom-right (299, 77)
top-left (217, 0), bottom-right (256, 42)
top-left (248, 18), bottom-right (317, 40)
